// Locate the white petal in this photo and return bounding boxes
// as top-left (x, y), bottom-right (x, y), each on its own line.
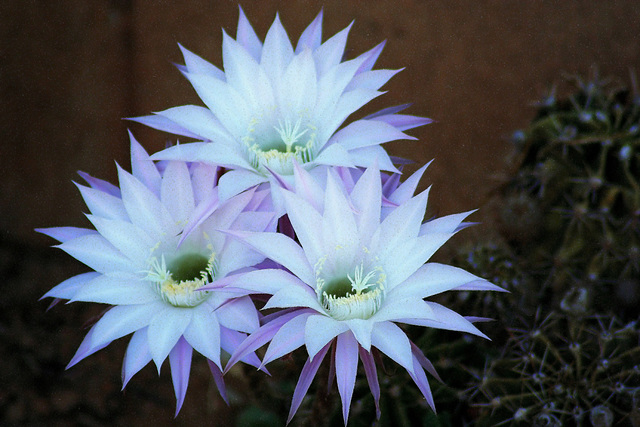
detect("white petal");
top-left (183, 307), bottom-right (221, 366)
top-left (129, 131), bottom-right (162, 197)
top-left (217, 169), bottom-right (266, 201)
top-left (184, 72), bottom-right (250, 138)
top-left (263, 286), bottom-right (323, 312)
top-left (345, 68), bottom-right (400, 92)
top-left (345, 318), bottom-right (373, 351)
top-left (152, 142), bottom-right (252, 171)
top-left (226, 230), bottom-right (315, 285)
top-left (420, 210), bottom-right (476, 235)
top-left (262, 311), bottom-right (313, 365)
top-left (349, 164), bottom-right (382, 241)
top-left (371, 321), bottom-right (414, 374)
top-left (219, 268), bottom-right (308, 295)
top-left (41, 272), bottom-right (100, 300)
top-left (57, 234), bottom-right (136, 274)
top-left (322, 172), bottom-right (359, 267)
top-left (312, 143), bottom-right (355, 168)
top-left (216, 296), bottom-right (259, 333)
top-left (179, 43), bottom-right (224, 79)
top-left (76, 183), bottom-right (128, 221)
top-left (260, 14), bottom-right (294, 81)
top-left (372, 297), bottom-right (435, 323)
top-left (276, 49), bottom-right (317, 116)
top-left (304, 314), bottom-right (349, 360)
top-left (161, 161), bottom-right (195, 226)
top-left (389, 263), bottom-right (487, 300)
top-left (281, 190), bottom-right (324, 266)
top-left (155, 105), bottom-right (234, 143)
top-left (86, 215), bottom-right (154, 266)
top-left (118, 165), bottom-right (172, 237)
top-left (313, 22), bottom-right (352, 77)
top-left (148, 307), bottom-right (192, 370)
top-left (400, 302), bottom-right (489, 339)
top-left (348, 145), bottom-right (398, 173)
top-left (71, 275), bottom-right (158, 305)
top-left (91, 303), bottom-right (161, 348)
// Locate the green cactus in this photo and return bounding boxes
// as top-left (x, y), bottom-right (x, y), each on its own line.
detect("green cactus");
top-left (471, 300), bottom-right (640, 426)
top-left (498, 70), bottom-right (640, 318)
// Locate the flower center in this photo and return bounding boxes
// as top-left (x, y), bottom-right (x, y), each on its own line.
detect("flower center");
top-left (316, 260), bottom-right (386, 321)
top-left (243, 116), bottom-right (317, 175)
top-left (146, 251), bottom-right (218, 308)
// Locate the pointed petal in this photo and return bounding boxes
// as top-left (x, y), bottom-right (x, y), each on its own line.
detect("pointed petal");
top-left (280, 190), bottom-right (324, 265)
top-left (85, 215), bottom-right (154, 266)
top-left (152, 141), bottom-right (252, 171)
top-left (332, 119), bottom-right (415, 153)
top-left (183, 307), bottom-right (221, 367)
top-left (261, 14), bottom-right (294, 80)
top-left (371, 321), bottom-right (414, 374)
top-left (335, 331), bottom-right (358, 425)
top-left (207, 359), bottom-right (229, 404)
top-left (122, 328), bottom-right (152, 388)
top-left (372, 113), bottom-right (433, 131)
top-left (217, 169), bottom-right (266, 201)
top-left (387, 163), bottom-right (429, 206)
top-left (262, 311), bottom-right (314, 366)
top-left (179, 43), bottom-right (225, 79)
top-left (36, 226), bottom-right (96, 243)
top-left (78, 170), bottom-right (121, 197)
top-left (129, 131), bottom-right (162, 196)
top-left (359, 347), bottom-right (381, 419)
top-left (411, 342), bottom-right (442, 383)
top-left (350, 163), bottom-right (382, 240)
top-left (236, 5), bottom-right (262, 61)
top-left (155, 105), bottom-right (234, 143)
top-left (400, 302), bottom-right (489, 339)
top-left (128, 114), bottom-right (202, 139)
top-left (390, 262), bottom-right (487, 300)
top-left (118, 165), bottom-right (172, 237)
top-left (345, 68), bottom-right (400, 92)
top-left (322, 172), bottom-right (359, 263)
top-left (349, 145), bottom-right (398, 173)
top-left (296, 10), bottom-right (323, 53)
top-left (313, 22), bottom-right (352, 77)
top-left (304, 314), bottom-right (349, 360)
top-left (372, 297), bottom-right (435, 323)
top-left (161, 161), bottom-right (195, 226)
top-left (408, 352), bottom-right (436, 412)
top-left (345, 318), bottom-right (373, 351)
top-left (287, 342), bottom-right (331, 424)
top-left (277, 48), bottom-right (317, 115)
top-left (91, 303), bottom-right (160, 348)
top-left (70, 275), bottom-right (158, 305)
top-left (312, 143), bottom-right (355, 168)
top-left (76, 183), bottom-right (128, 221)
top-left (263, 285), bottom-right (322, 312)
top-left (169, 336), bottom-right (193, 416)
top-left (355, 41), bottom-right (386, 74)
top-left (67, 325), bottom-right (110, 369)
top-left (225, 230), bottom-right (314, 285)
top-left (216, 296), bottom-right (259, 334)
top-left (147, 307), bottom-right (192, 370)
top-left (420, 210), bottom-right (476, 235)
top-left (56, 234), bottom-right (136, 274)
top-left (41, 272), bottom-right (100, 300)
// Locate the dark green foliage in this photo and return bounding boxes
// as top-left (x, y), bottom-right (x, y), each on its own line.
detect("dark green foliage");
top-left (498, 71), bottom-right (640, 318)
top-left (472, 309), bottom-right (640, 426)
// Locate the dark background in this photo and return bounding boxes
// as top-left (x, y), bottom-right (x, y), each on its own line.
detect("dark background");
top-left (2, 1), bottom-right (639, 425)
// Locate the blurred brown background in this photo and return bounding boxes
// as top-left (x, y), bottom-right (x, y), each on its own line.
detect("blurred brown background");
top-left (1, 1), bottom-right (639, 425)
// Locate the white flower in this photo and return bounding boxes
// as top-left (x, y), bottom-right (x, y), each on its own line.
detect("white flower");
top-left (38, 133), bottom-right (274, 414)
top-left (221, 163), bottom-right (505, 424)
top-left (131, 8), bottom-right (430, 200)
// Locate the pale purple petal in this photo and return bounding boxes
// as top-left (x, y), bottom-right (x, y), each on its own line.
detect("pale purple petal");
top-left (263, 286), bottom-right (322, 312)
top-left (295, 9), bottom-right (323, 53)
top-left (217, 169), bottom-right (267, 201)
top-left (78, 170), bottom-right (121, 197)
top-left (372, 297), bottom-right (435, 323)
top-left (335, 331), bottom-right (358, 425)
top-left (453, 280), bottom-right (506, 292)
top-left (207, 359), bottom-right (229, 405)
top-left (67, 324), bottom-right (110, 369)
top-left (408, 352), bottom-right (436, 412)
top-left (85, 215), bottom-right (154, 266)
top-left (224, 230), bottom-right (315, 285)
top-left (312, 143), bottom-right (355, 168)
top-left (129, 131), bottom-right (162, 196)
top-left (344, 318), bottom-right (373, 351)
top-left (280, 190), bottom-right (324, 265)
top-left (220, 327), bottom-right (263, 370)
top-left (345, 68), bottom-right (400, 92)
top-left (359, 347), bottom-right (381, 419)
top-left (161, 161), bottom-right (195, 226)
top-left (287, 342), bottom-right (331, 424)
top-left (152, 142), bottom-right (252, 171)
top-left (390, 262), bottom-right (488, 300)
top-left (386, 163), bottom-right (430, 206)
top-left (127, 114), bottom-right (202, 139)
top-left (236, 5), bottom-right (262, 61)
top-left (349, 163), bottom-right (382, 240)
top-left (420, 210), bottom-right (476, 236)
top-left (156, 105), bottom-right (234, 143)
top-left (411, 342), bottom-right (442, 383)
top-left (372, 113), bottom-right (433, 131)
top-left (348, 145), bottom-right (398, 173)
top-left (169, 336), bottom-right (193, 416)
top-left (354, 41), bottom-right (386, 75)
top-left (36, 226), bottom-right (96, 243)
